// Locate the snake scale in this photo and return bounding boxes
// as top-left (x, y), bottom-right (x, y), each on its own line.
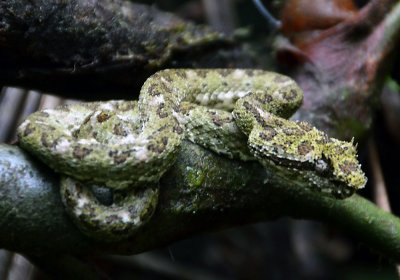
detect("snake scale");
top-left (17, 69), bottom-right (367, 240)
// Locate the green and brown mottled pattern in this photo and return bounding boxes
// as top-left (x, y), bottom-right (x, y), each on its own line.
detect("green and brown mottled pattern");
top-left (233, 95), bottom-right (366, 197)
top-left (60, 177), bottom-right (158, 241)
top-left (17, 69), bottom-right (367, 240)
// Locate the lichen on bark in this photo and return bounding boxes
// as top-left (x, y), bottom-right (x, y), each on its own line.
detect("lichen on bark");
top-left (0, 0), bottom-right (251, 99)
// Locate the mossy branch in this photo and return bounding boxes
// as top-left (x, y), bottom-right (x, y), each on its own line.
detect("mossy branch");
top-left (1, 142), bottom-right (399, 261)
top-left (0, 0), bottom-right (251, 99)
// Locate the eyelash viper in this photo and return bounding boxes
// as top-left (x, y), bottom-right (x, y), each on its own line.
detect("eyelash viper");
top-left (17, 69), bottom-right (367, 240)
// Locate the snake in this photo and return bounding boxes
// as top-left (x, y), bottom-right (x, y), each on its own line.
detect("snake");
top-left (17, 69), bottom-right (367, 241)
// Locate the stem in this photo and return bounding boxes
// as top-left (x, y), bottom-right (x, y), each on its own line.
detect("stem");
top-left (368, 139), bottom-right (391, 212)
top-left (285, 190), bottom-right (400, 261)
top-left (252, 0), bottom-right (281, 30)
top-left (376, 1), bottom-right (400, 55)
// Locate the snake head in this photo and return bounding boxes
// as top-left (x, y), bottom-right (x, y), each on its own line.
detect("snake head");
top-left (320, 138), bottom-right (367, 194)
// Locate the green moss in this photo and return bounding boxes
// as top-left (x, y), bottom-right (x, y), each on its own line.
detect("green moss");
top-left (185, 166), bottom-right (206, 189)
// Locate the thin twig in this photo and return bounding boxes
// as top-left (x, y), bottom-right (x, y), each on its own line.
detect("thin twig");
top-left (0, 88), bottom-right (27, 143)
top-left (373, 1), bottom-right (400, 59)
top-left (252, 0), bottom-right (281, 30)
top-left (0, 250), bottom-right (14, 280)
top-left (368, 138), bottom-right (391, 212)
top-left (368, 138), bottom-right (400, 273)
top-left (203, 0), bottom-right (236, 35)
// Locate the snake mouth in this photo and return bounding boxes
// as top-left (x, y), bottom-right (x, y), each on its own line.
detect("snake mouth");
top-left (256, 150), bottom-right (356, 198)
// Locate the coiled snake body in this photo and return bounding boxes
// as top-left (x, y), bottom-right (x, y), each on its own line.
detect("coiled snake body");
top-left (17, 69), bottom-right (367, 240)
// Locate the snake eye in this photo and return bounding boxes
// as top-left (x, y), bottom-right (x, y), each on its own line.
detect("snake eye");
top-left (97, 111), bottom-right (112, 123)
top-left (315, 158), bottom-right (331, 176)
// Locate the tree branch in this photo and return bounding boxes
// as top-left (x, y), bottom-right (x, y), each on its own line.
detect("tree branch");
top-left (1, 142), bottom-right (400, 261)
top-left (0, 0), bottom-right (252, 99)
